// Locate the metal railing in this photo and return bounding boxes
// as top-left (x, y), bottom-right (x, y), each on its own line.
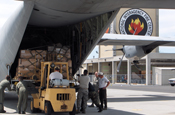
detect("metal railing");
top-left (116, 74), bottom-right (147, 84)
top-left (79, 74), bottom-right (151, 85)
top-left (105, 74), bottom-right (152, 84)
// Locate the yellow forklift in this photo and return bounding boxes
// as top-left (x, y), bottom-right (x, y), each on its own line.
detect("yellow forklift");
top-left (30, 62), bottom-right (76, 115)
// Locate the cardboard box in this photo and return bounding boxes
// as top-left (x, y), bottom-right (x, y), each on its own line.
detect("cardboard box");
top-left (62, 46), bottom-right (69, 51)
top-left (55, 48), bottom-right (61, 53)
top-left (48, 46), bottom-right (55, 52)
top-left (56, 43), bottom-right (62, 48)
top-left (68, 60), bottom-right (72, 67)
top-left (60, 49), bottom-right (67, 54)
top-left (67, 49), bottom-right (71, 53)
top-left (47, 45), bottom-right (71, 62)
top-left (56, 54), bottom-right (63, 61)
top-left (17, 67), bottom-right (35, 78)
top-left (60, 57), bottom-right (67, 62)
top-left (62, 72), bottom-right (67, 79)
top-left (20, 50), bottom-right (35, 58)
top-left (69, 67), bottom-right (72, 74)
top-left (18, 59), bottom-right (37, 69)
top-left (20, 50), bottom-right (47, 59)
top-left (35, 50), bottom-right (47, 59)
top-left (65, 52), bottom-right (71, 59)
top-left (62, 65), bottom-right (67, 71)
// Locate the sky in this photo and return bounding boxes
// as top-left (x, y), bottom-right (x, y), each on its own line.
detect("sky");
top-left (0, 0), bottom-right (175, 59)
top-left (0, 0), bottom-right (22, 28)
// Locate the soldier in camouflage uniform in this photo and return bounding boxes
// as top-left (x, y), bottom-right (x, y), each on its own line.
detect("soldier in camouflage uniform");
top-left (88, 82), bottom-right (102, 112)
top-left (89, 71), bottom-right (100, 107)
top-left (16, 76), bottom-right (37, 114)
top-left (80, 82), bottom-right (102, 112)
top-left (0, 75), bottom-right (11, 113)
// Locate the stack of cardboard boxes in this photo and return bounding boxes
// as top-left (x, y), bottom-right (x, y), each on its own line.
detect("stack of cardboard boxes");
top-left (47, 44), bottom-right (72, 80)
top-left (14, 44), bottom-right (73, 81)
top-left (14, 50), bottom-right (47, 81)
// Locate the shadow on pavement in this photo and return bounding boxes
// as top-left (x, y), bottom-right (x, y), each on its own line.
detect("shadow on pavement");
top-left (3, 92), bottom-right (144, 115)
top-left (75, 107), bottom-right (143, 115)
top-left (3, 92), bottom-right (68, 115)
top-left (109, 84), bottom-right (175, 93)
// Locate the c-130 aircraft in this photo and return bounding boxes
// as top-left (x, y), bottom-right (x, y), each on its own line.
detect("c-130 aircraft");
top-left (0, 0), bottom-right (175, 81)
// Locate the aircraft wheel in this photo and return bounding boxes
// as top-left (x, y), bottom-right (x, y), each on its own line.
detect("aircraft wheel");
top-left (171, 84), bottom-right (174, 86)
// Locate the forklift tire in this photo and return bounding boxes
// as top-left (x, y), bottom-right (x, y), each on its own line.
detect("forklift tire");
top-left (45, 101), bottom-right (52, 115)
top-left (30, 99), bottom-right (38, 113)
top-left (69, 104), bottom-right (76, 115)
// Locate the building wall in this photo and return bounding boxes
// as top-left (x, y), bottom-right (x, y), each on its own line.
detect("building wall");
top-left (99, 45), bottom-right (113, 58)
top-left (152, 67), bottom-right (175, 85)
top-left (86, 63), bottom-right (98, 74)
top-left (117, 62), bottom-right (127, 74)
top-left (152, 67), bottom-right (159, 85)
top-left (92, 63), bottom-right (98, 73)
top-left (100, 62), bottom-right (112, 75)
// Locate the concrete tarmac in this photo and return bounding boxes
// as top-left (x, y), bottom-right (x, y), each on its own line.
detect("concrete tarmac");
top-left (2, 84), bottom-right (175, 115)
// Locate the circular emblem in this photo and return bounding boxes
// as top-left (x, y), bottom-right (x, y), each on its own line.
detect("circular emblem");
top-left (119, 9), bottom-right (153, 36)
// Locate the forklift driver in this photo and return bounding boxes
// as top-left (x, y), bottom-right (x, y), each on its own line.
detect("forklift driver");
top-left (49, 66), bottom-right (63, 80)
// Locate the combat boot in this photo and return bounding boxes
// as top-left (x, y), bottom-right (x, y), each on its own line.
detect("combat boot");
top-left (76, 108), bottom-right (80, 114)
top-left (82, 109), bottom-right (86, 114)
top-left (98, 106), bottom-right (103, 112)
top-left (80, 108), bottom-right (83, 112)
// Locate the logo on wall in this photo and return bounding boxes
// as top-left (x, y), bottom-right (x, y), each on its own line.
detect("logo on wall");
top-left (119, 9), bottom-right (153, 36)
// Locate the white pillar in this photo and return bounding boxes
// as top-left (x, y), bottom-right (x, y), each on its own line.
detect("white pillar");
top-left (146, 56), bottom-right (151, 85)
top-left (98, 62), bottom-right (101, 72)
top-left (112, 61), bottom-right (116, 84)
top-left (127, 60), bottom-right (131, 85)
top-left (85, 63), bottom-right (88, 70)
top-left (84, 63), bottom-right (88, 75)
top-left (78, 68), bottom-right (81, 75)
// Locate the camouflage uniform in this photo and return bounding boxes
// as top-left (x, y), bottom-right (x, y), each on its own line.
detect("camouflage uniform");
top-left (89, 91), bottom-right (100, 108)
top-left (77, 88), bottom-right (88, 110)
top-left (93, 77), bottom-right (100, 103)
top-left (88, 82), bottom-right (102, 112)
top-left (93, 77), bottom-right (99, 90)
top-left (16, 81), bottom-right (35, 113)
top-left (0, 79), bottom-right (11, 112)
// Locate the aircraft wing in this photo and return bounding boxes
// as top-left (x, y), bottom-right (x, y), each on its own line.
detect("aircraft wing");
top-left (98, 33), bottom-right (175, 46)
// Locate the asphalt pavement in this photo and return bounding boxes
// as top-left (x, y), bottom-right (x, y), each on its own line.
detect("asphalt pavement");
top-left (2, 84), bottom-right (175, 115)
